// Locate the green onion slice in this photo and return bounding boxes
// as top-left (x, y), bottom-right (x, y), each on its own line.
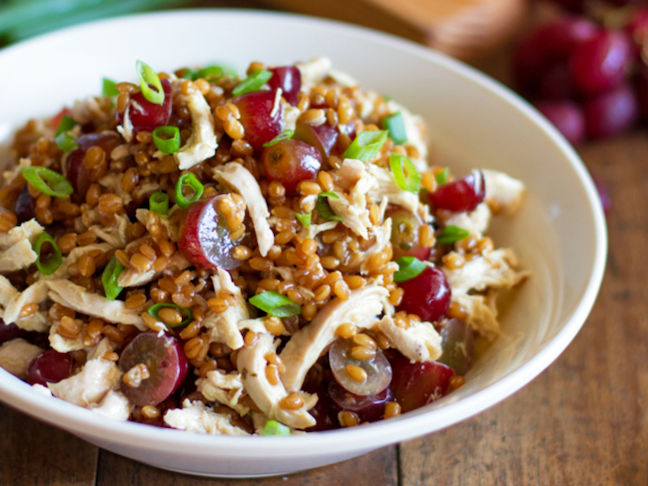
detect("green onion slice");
top-left (33, 232), bottom-right (62, 276)
top-left (152, 126), bottom-right (181, 154)
top-left (148, 303), bottom-right (193, 328)
top-left (389, 153), bottom-right (420, 194)
top-left (21, 166), bottom-right (73, 198)
top-left (102, 256), bottom-right (124, 301)
top-left (438, 225), bottom-right (469, 245)
top-left (382, 112), bottom-right (408, 145)
top-left (55, 133), bottom-right (77, 153)
top-left (150, 192), bottom-right (169, 215)
top-left (315, 192), bottom-right (343, 222)
top-left (196, 66), bottom-right (222, 80)
top-left (393, 256), bottom-right (427, 283)
top-left (175, 173), bottom-right (204, 210)
top-left (343, 130), bottom-right (388, 162)
top-left (55, 115), bottom-right (76, 137)
top-left (102, 78), bottom-right (119, 97)
top-left (136, 60), bottom-right (164, 105)
top-left (232, 69), bottom-right (273, 96)
top-left (262, 420), bottom-right (290, 436)
top-left (249, 291), bottom-right (301, 318)
top-left (435, 168), bottom-right (449, 186)
top-left (262, 129), bottom-right (293, 148)
top-left (295, 212), bottom-right (311, 228)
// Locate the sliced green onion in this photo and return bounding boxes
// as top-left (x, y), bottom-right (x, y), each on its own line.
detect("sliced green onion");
top-left (232, 69), bottom-right (273, 96)
top-left (102, 256), bottom-right (124, 301)
top-left (435, 168), bottom-right (449, 186)
top-left (262, 420), bottom-right (290, 436)
top-left (249, 291), bottom-right (301, 318)
top-left (152, 126), bottom-right (181, 154)
top-left (382, 112), bottom-right (408, 145)
top-left (21, 166), bottom-right (73, 198)
top-left (389, 153), bottom-right (420, 194)
top-left (55, 133), bottom-right (77, 153)
top-left (33, 232), bottom-right (62, 276)
top-left (196, 66), bottom-right (222, 80)
top-left (438, 225), bottom-right (469, 245)
top-left (315, 193), bottom-right (343, 222)
top-left (136, 60), bottom-right (164, 105)
top-left (262, 129), bottom-right (293, 148)
top-left (393, 256), bottom-right (427, 283)
top-left (55, 115), bottom-right (76, 137)
top-left (175, 173), bottom-right (204, 209)
top-left (295, 212), bottom-right (311, 228)
top-left (148, 303), bottom-right (193, 328)
top-left (102, 78), bottom-right (119, 97)
top-left (150, 192), bottom-right (169, 215)
top-left (343, 130), bottom-right (388, 162)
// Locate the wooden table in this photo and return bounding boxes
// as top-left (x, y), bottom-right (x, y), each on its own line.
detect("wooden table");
top-left (1, 3), bottom-right (646, 485)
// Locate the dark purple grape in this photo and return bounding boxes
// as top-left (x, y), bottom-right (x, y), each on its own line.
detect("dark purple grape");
top-left (329, 338), bottom-right (392, 396)
top-left (328, 381), bottom-right (392, 422)
top-left (397, 266), bottom-right (451, 323)
top-left (26, 349), bottom-right (73, 386)
top-left (261, 139), bottom-right (322, 196)
top-left (437, 319), bottom-right (475, 376)
top-left (303, 383), bottom-right (339, 432)
top-left (268, 66), bottom-right (301, 105)
top-left (294, 120), bottom-right (339, 161)
top-left (582, 83), bottom-right (639, 140)
top-left (0, 320), bottom-right (26, 345)
top-left (538, 62), bottom-right (575, 100)
top-left (428, 171), bottom-right (485, 212)
top-left (233, 90), bottom-right (283, 151)
top-left (14, 185), bottom-right (35, 224)
top-left (535, 100), bottom-right (586, 147)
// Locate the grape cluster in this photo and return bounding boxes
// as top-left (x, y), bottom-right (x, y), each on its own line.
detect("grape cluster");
top-left (513, 1), bottom-right (648, 146)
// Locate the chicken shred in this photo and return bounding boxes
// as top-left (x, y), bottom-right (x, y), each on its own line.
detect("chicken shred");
top-left (174, 91), bottom-right (218, 170)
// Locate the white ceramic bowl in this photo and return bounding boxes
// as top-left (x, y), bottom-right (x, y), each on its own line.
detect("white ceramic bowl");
top-left (0, 10), bottom-right (607, 478)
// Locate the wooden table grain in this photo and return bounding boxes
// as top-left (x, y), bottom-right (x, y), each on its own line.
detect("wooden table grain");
top-left (1, 3), bottom-right (645, 485)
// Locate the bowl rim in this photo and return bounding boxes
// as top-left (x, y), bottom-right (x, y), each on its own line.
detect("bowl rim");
top-left (0, 8), bottom-right (607, 455)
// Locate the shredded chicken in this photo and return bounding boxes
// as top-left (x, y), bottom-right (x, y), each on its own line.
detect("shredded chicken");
top-left (203, 269), bottom-right (249, 350)
top-left (0, 275), bottom-right (17, 306)
top-left (72, 97), bottom-right (109, 125)
top-left (89, 213), bottom-right (129, 248)
top-left (196, 369), bottom-right (250, 416)
top-left (98, 172), bottom-right (132, 205)
top-left (0, 219), bottom-right (43, 250)
top-left (0, 239), bottom-right (37, 272)
top-left (164, 399), bottom-right (250, 436)
top-left (299, 220), bottom-right (338, 240)
top-left (3, 280), bottom-right (49, 328)
top-left (42, 243), bottom-right (113, 280)
top-left (296, 57), bottom-right (332, 91)
top-left (483, 169), bottom-right (525, 216)
top-left (453, 291), bottom-right (501, 341)
top-left (90, 390), bottom-right (134, 421)
top-left (135, 208), bottom-right (181, 242)
top-left (443, 202), bottom-right (492, 239)
top-left (116, 105), bottom-right (133, 143)
top-left (174, 91), bottom-right (218, 169)
top-left (237, 333), bottom-right (317, 429)
top-left (280, 284), bottom-right (390, 392)
top-left (49, 318), bottom-right (86, 353)
top-left (366, 163), bottom-right (420, 214)
top-left (377, 316), bottom-right (442, 362)
top-left (386, 100), bottom-right (428, 170)
top-left (213, 162), bottom-right (274, 257)
top-left (48, 358), bottom-right (121, 407)
top-left (0, 339), bottom-right (43, 379)
top-left (117, 252), bottom-right (189, 288)
top-left (360, 219), bottom-right (392, 275)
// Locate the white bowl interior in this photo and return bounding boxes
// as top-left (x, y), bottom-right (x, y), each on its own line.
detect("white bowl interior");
top-left (0, 10), bottom-right (607, 477)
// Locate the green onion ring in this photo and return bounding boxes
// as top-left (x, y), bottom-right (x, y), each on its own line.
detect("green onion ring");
top-left (150, 192), bottom-right (169, 215)
top-left (148, 303), bottom-right (193, 328)
top-left (262, 129), bottom-right (293, 148)
top-left (102, 78), bottom-right (120, 97)
top-left (232, 69), bottom-right (273, 96)
top-left (33, 232), bottom-right (62, 276)
top-left (152, 126), bottom-right (181, 154)
top-left (393, 256), bottom-right (427, 283)
top-left (262, 420), bottom-right (291, 436)
top-left (175, 173), bottom-right (204, 209)
top-left (102, 256), bottom-right (124, 301)
top-left (249, 291), bottom-right (301, 318)
top-left (136, 60), bottom-right (164, 105)
top-left (389, 153), bottom-right (420, 194)
top-left (343, 130), bottom-right (388, 162)
top-left (21, 166), bottom-right (73, 198)
top-left (382, 112), bottom-right (408, 145)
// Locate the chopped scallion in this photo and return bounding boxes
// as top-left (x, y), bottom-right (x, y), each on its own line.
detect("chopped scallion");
top-left (249, 291), bottom-right (301, 318)
top-left (21, 166), bottom-right (73, 198)
top-left (232, 69), bottom-right (273, 96)
top-left (55, 133), bottom-right (77, 153)
top-left (262, 129), bottom-right (293, 148)
top-left (102, 78), bottom-right (119, 97)
top-left (382, 112), bottom-right (408, 145)
top-left (102, 256), bottom-right (124, 301)
top-left (32, 232), bottom-right (62, 276)
top-left (435, 168), bottom-right (449, 186)
top-left (389, 153), bottom-right (420, 194)
top-left (196, 66), bottom-right (222, 80)
top-left (393, 256), bottom-right (427, 283)
top-left (343, 130), bottom-right (388, 162)
top-left (152, 125), bottom-right (181, 154)
top-left (150, 192), bottom-right (169, 215)
top-left (55, 115), bottom-right (76, 137)
top-left (148, 303), bottom-right (193, 328)
top-left (438, 225), bottom-right (469, 245)
top-left (262, 420), bottom-right (290, 436)
top-left (175, 173), bottom-right (204, 209)
top-left (295, 212), bottom-right (311, 228)
top-left (136, 60), bottom-right (164, 105)
top-left (315, 192), bottom-right (343, 222)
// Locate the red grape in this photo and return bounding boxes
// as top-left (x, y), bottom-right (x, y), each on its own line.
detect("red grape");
top-left (329, 338), bottom-right (392, 396)
top-left (582, 83), bottom-right (638, 139)
top-left (387, 350), bottom-right (455, 413)
top-left (66, 132), bottom-right (121, 202)
top-left (428, 170), bottom-right (485, 212)
top-left (303, 383), bottom-right (339, 432)
top-left (233, 90), bottom-right (283, 151)
top-left (267, 66), bottom-right (301, 105)
top-left (538, 62), bottom-right (575, 100)
top-left (328, 381), bottom-right (393, 422)
top-left (397, 266), bottom-right (451, 323)
top-left (293, 120), bottom-right (338, 160)
top-left (118, 332), bottom-right (188, 406)
top-left (386, 208), bottom-right (431, 261)
top-left (14, 185), bottom-right (35, 224)
top-left (570, 30), bottom-right (633, 96)
top-left (0, 320), bottom-right (27, 344)
top-left (118, 79), bottom-right (172, 134)
top-left (26, 349), bottom-right (73, 386)
top-left (535, 100), bottom-right (586, 146)
top-left (261, 139), bottom-right (322, 196)
top-left (437, 319), bottom-right (475, 376)
top-left (178, 195), bottom-right (248, 271)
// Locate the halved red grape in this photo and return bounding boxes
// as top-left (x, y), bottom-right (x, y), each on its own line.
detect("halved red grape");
top-left (66, 132), bottom-right (121, 202)
top-left (118, 79), bottom-right (172, 134)
top-left (118, 332), bottom-right (188, 407)
top-left (328, 381), bottom-right (393, 423)
top-left (582, 83), bottom-right (639, 140)
top-left (535, 100), bottom-right (586, 147)
top-left (397, 266), bottom-right (451, 323)
top-left (261, 139), bottom-right (322, 196)
top-left (178, 195), bottom-right (247, 270)
top-left (387, 350), bottom-right (455, 413)
top-left (233, 90), bottom-right (283, 151)
top-left (428, 170), bottom-right (485, 212)
top-left (437, 319), bottom-right (475, 376)
top-left (14, 185), bottom-right (35, 224)
top-left (570, 30), bottom-right (633, 96)
top-left (293, 120), bottom-right (338, 160)
top-left (268, 66), bottom-right (301, 105)
top-left (329, 338), bottom-right (392, 396)
top-left (26, 349), bottom-right (73, 386)
top-left (386, 208), bottom-right (431, 261)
